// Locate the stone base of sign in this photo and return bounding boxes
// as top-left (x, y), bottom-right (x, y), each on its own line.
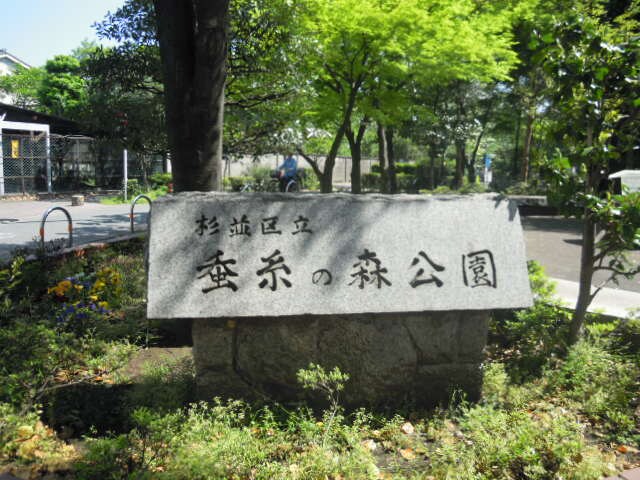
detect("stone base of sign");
top-left (192, 311), bottom-right (488, 408)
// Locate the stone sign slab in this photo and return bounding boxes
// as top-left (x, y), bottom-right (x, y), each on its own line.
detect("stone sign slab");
top-left (147, 192), bottom-right (532, 319)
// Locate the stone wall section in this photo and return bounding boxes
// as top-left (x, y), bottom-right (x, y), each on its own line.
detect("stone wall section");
top-left (193, 311), bottom-right (489, 408)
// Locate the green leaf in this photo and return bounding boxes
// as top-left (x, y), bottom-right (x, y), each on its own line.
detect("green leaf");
top-left (594, 67), bottom-right (609, 81)
top-left (541, 33), bottom-right (555, 44)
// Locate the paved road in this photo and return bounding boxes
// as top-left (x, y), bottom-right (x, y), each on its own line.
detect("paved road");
top-left (1, 199), bottom-right (639, 297)
top-left (0, 199), bottom-right (149, 259)
top-left (522, 216), bottom-right (640, 294)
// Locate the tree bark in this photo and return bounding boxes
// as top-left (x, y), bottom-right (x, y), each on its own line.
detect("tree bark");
top-left (520, 112), bottom-right (535, 183)
top-left (569, 127), bottom-right (598, 345)
top-left (454, 139), bottom-right (466, 189)
top-left (154, 0), bottom-right (230, 192)
top-left (513, 109), bottom-right (521, 178)
top-left (428, 142), bottom-right (436, 190)
top-left (387, 128), bottom-right (397, 193)
top-left (468, 100), bottom-right (493, 184)
top-left (377, 122), bottom-right (389, 193)
top-left (346, 119), bottom-right (367, 194)
top-left (569, 212), bottom-right (595, 344)
top-left (468, 133), bottom-right (482, 184)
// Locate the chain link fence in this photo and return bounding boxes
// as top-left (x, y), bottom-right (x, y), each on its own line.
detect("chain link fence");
top-left (0, 133), bottom-right (165, 196)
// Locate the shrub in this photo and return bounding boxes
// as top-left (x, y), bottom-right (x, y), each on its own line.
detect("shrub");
top-left (545, 340), bottom-right (640, 440)
top-left (75, 408), bottom-right (182, 479)
top-left (126, 178), bottom-right (143, 197)
top-left (149, 172), bottom-right (172, 188)
top-left (396, 172), bottom-right (418, 192)
top-left (299, 167), bottom-right (320, 191)
top-left (0, 319), bottom-right (86, 408)
top-left (246, 165), bottom-right (275, 183)
top-left (395, 162), bottom-right (417, 176)
top-left (0, 403), bottom-right (77, 468)
top-left (503, 181), bottom-right (547, 196)
top-left (459, 181), bottom-right (489, 194)
top-left (224, 175), bottom-right (253, 191)
top-left (362, 172), bottom-right (381, 191)
top-left (432, 185), bottom-right (452, 194)
top-left (428, 403), bottom-right (613, 479)
top-left (489, 261), bottom-right (572, 381)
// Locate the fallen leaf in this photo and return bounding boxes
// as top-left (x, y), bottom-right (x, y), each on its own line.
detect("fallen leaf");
top-left (399, 448), bottom-right (416, 460)
top-left (401, 422), bottom-right (415, 435)
top-left (361, 439), bottom-right (378, 452)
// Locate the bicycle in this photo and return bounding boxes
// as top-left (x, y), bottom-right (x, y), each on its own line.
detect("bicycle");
top-left (240, 172), bottom-right (303, 193)
top-left (240, 177), bottom-right (279, 192)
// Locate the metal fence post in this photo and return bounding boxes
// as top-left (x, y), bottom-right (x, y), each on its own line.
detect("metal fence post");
top-left (123, 148), bottom-right (128, 202)
top-left (0, 128), bottom-right (4, 196)
top-left (45, 129), bottom-right (52, 194)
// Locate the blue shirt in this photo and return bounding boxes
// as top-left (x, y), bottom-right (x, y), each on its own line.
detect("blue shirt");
top-left (279, 156), bottom-right (298, 178)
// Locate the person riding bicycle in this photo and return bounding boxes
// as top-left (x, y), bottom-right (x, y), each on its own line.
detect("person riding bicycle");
top-left (276, 153), bottom-right (298, 192)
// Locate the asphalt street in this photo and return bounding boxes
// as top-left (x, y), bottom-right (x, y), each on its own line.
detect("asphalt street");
top-left (521, 216), bottom-right (640, 294)
top-left (0, 199), bottom-right (149, 259)
top-left (1, 198), bottom-right (639, 297)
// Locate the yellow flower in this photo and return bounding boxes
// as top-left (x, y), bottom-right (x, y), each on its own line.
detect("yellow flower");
top-left (98, 301), bottom-right (109, 309)
top-left (48, 285), bottom-right (65, 297)
top-left (59, 280), bottom-right (72, 291)
top-left (74, 284), bottom-right (83, 291)
top-left (89, 295), bottom-right (98, 302)
top-left (93, 280), bottom-right (106, 290)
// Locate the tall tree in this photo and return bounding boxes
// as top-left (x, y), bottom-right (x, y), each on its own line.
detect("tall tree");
top-left (0, 65), bottom-right (45, 109)
top-left (297, 0), bottom-right (520, 193)
top-left (93, 0), bottom-right (300, 164)
top-left (38, 55), bottom-right (88, 119)
top-left (542, 1), bottom-right (640, 344)
top-left (152, 1), bottom-right (230, 192)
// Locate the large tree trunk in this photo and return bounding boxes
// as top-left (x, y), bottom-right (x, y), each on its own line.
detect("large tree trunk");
top-left (377, 122), bottom-right (389, 194)
top-left (513, 109), bottom-right (521, 178)
top-left (569, 211), bottom-right (596, 345)
top-left (428, 142), bottom-right (436, 190)
top-left (454, 140), bottom-right (466, 189)
top-left (468, 133), bottom-right (482, 184)
top-left (468, 100), bottom-right (493, 184)
top-left (569, 127), bottom-right (598, 345)
top-left (520, 112), bottom-right (535, 183)
top-left (313, 88), bottom-right (359, 193)
top-left (346, 119), bottom-right (367, 194)
top-left (387, 128), bottom-right (398, 194)
top-left (154, 0), bottom-right (229, 192)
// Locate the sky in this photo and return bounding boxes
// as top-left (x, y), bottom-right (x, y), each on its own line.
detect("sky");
top-left (0, 0), bottom-right (126, 67)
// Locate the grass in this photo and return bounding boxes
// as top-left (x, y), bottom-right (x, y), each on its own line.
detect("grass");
top-left (1, 243), bottom-right (639, 479)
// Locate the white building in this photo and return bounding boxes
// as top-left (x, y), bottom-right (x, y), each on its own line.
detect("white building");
top-left (0, 49), bottom-right (31, 104)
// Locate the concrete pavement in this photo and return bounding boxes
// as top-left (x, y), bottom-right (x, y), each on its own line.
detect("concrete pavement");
top-left (552, 278), bottom-right (640, 318)
top-left (0, 198), bottom-right (149, 259)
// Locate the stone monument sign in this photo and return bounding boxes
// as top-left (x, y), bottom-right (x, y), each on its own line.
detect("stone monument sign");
top-left (147, 193), bottom-right (532, 407)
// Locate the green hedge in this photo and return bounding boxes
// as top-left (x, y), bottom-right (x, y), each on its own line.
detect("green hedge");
top-left (223, 176), bottom-right (253, 192)
top-left (362, 172), bottom-right (418, 192)
top-left (149, 173), bottom-right (172, 188)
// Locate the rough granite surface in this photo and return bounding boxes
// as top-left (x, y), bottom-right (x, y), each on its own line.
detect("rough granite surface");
top-left (192, 311), bottom-right (489, 408)
top-left (147, 193), bottom-right (532, 319)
